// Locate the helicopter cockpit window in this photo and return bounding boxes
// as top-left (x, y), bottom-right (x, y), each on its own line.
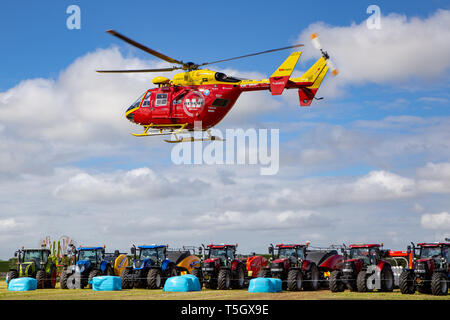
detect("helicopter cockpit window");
top-left (129, 92), bottom-right (146, 110)
top-left (141, 91), bottom-right (151, 107)
top-left (215, 72), bottom-right (241, 83)
top-left (155, 93), bottom-right (168, 106)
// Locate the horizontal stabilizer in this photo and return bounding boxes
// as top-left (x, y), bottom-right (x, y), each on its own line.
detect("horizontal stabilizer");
top-left (269, 51), bottom-right (301, 95)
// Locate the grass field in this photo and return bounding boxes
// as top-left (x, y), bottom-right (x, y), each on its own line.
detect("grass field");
top-left (1, 281), bottom-right (449, 300)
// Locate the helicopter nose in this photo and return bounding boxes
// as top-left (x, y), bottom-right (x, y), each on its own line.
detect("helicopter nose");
top-left (125, 106), bottom-right (135, 122)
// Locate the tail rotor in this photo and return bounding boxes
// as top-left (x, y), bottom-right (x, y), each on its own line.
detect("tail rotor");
top-left (310, 33), bottom-right (339, 76)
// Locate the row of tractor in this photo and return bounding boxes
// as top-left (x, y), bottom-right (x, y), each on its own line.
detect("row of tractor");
top-left (5, 240), bottom-right (449, 295)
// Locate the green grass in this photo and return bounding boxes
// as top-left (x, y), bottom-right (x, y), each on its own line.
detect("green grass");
top-left (1, 281), bottom-right (449, 300)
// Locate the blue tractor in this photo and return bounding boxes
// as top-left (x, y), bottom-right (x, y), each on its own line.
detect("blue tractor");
top-left (121, 244), bottom-right (187, 289)
top-left (60, 245), bottom-right (115, 289)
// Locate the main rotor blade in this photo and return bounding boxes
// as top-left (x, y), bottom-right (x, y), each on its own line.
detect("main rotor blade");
top-left (198, 43), bottom-right (304, 67)
top-left (96, 67), bottom-right (182, 73)
top-left (106, 30), bottom-right (187, 67)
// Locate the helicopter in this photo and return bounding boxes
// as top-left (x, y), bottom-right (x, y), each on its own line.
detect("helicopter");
top-left (97, 30), bottom-right (338, 143)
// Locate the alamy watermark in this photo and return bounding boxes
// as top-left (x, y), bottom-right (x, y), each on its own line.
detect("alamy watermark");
top-left (66, 5), bottom-right (81, 30)
top-left (366, 5), bottom-right (381, 30)
top-left (170, 122), bottom-right (280, 176)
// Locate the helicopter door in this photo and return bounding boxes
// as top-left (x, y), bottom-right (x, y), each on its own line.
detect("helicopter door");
top-left (151, 91), bottom-right (171, 118)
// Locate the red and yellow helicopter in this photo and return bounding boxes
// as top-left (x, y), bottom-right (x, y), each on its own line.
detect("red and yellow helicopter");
top-left (97, 30), bottom-right (337, 143)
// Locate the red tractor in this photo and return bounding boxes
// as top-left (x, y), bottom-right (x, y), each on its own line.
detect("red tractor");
top-left (329, 244), bottom-right (395, 292)
top-left (399, 241), bottom-right (449, 295)
top-left (258, 243), bottom-right (341, 291)
top-left (193, 244), bottom-right (267, 290)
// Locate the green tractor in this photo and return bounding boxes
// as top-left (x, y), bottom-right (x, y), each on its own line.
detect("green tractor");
top-left (6, 247), bottom-right (57, 289)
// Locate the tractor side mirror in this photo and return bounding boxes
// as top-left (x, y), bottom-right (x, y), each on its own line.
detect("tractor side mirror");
top-left (407, 245), bottom-right (411, 253)
top-left (130, 247), bottom-right (136, 255)
top-left (268, 247), bottom-right (273, 254)
top-left (14, 251), bottom-right (18, 257)
top-left (198, 247), bottom-right (202, 254)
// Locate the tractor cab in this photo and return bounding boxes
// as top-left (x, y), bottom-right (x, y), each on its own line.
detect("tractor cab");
top-left (131, 245), bottom-right (167, 264)
top-left (415, 242), bottom-right (450, 271)
top-left (20, 249), bottom-right (51, 265)
top-left (76, 247), bottom-right (105, 267)
top-left (206, 244), bottom-right (236, 264)
top-left (271, 244), bottom-right (306, 265)
top-left (348, 244), bottom-right (383, 266)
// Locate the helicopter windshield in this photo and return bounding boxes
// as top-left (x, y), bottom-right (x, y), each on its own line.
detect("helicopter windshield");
top-left (126, 92), bottom-right (146, 112)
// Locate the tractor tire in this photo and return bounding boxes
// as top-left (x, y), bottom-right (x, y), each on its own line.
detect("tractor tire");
top-left (218, 269), bottom-right (231, 290)
top-left (380, 265), bottom-right (394, 292)
top-left (287, 269), bottom-right (303, 291)
top-left (60, 270), bottom-right (69, 289)
top-left (356, 270), bottom-right (371, 292)
top-left (6, 270), bottom-right (18, 284)
top-left (147, 268), bottom-right (163, 289)
top-left (191, 267), bottom-right (203, 288)
top-left (36, 270), bottom-right (46, 289)
top-left (88, 269), bottom-right (101, 289)
top-left (431, 273), bottom-right (448, 296)
top-left (399, 270), bottom-right (416, 294)
top-left (232, 264), bottom-right (246, 289)
top-left (46, 266), bottom-right (57, 289)
top-left (329, 270), bottom-right (345, 292)
top-left (120, 269), bottom-right (133, 289)
top-left (258, 269), bottom-right (271, 278)
top-left (304, 263), bottom-right (320, 291)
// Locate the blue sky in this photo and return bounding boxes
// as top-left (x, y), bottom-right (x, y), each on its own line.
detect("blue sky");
top-left (0, 1), bottom-right (449, 258)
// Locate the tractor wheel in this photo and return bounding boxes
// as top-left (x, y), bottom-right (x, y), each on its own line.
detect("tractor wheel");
top-left (88, 269), bottom-right (101, 289)
top-left (258, 269), bottom-right (271, 278)
top-left (36, 270), bottom-right (46, 289)
top-left (60, 270), bottom-right (69, 289)
top-left (6, 270), bottom-right (18, 284)
top-left (380, 265), bottom-right (394, 292)
top-left (431, 273), bottom-right (448, 296)
top-left (232, 264), bottom-right (246, 289)
top-left (304, 263), bottom-right (320, 291)
top-left (120, 269), bottom-right (133, 289)
top-left (191, 267), bottom-right (203, 288)
top-left (356, 271), bottom-right (371, 292)
top-left (147, 268), bottom-right (163, 289)
top-left (399, 270), bottom-right (416, 294)
top-left (46, 266), bottom-right (57, 288)
top-left (218, 269), bottom-right (231, 290)
top-left (287, 269), bottom-right (303, 291)
top-left (329, 270), bottom-right (345, 292)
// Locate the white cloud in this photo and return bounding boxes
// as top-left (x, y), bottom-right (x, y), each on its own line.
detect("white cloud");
top-left (0, 218), bottom-right (19, 231)
top-left (421, 212), bottom-right (450, 230)
top-left (296, 9), bottom-right (450, 90)
top-left (53, 167), bottom-right (209, 203)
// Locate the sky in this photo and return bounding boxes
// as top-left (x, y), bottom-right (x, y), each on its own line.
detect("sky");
top-left (0, 0), bottom-right (449, 259)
